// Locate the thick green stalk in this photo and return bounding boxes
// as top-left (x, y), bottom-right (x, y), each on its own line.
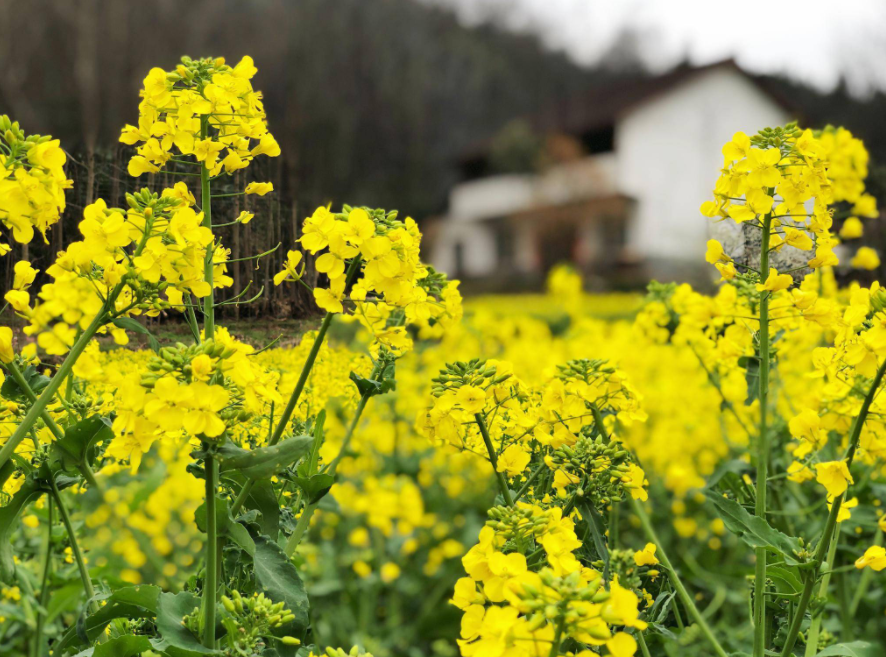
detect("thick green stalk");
top-left (33, 496), bottom-right (53, 657)
top-left (474, 413), bottom-right (514, 506)
top-left (0, 214), bottom-right (154, 473)
top-left (637, 632), bottom-right (652, 657)
top-left (202, 452), bottom-right (218, 648)
top-left (200, 116), bottom-right (215, 340)
top-left (285, 361), bottom-right (383, 557)
top-left (6, 361), bottom-right (101, 492)
top-left (231, 257), bottom-right (362, 516)
top-left (753, 213), bottom-right (773, 657)
top-left (50, 477), bottom-right (97, 614)
top-left (631, 497), bottom-right (729, 657)
top-left (547, 618), bottom-right (565, 657)
top-left (804, 534), bottom-right (840, 656)
top-left (0, 307), bottom-right (109, 471)
top-left (780, 355), bottom-right (886, 657)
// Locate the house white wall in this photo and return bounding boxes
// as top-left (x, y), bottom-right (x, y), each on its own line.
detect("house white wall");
top-left (430, 154), bottom-right (619, 277)
top-left (615, 67), bottom-right (791, 267)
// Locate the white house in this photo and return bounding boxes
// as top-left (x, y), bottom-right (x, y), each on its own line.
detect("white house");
top-left (426, 61), bottom-right (793, 288)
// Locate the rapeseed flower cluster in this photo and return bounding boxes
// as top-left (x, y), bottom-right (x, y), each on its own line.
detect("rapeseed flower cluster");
top-left (0, 115), bottom-right (71, 254)
top-left (121, 55), bottom-right (280, 179)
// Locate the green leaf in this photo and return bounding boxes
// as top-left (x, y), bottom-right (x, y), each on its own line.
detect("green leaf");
top-left (253, 535), bottom-right (310, 637)
top-left (815, 642), bottom-right (880, 657)
top-left (52, 415), bottom-right (113, 473)
top-left (241, 478), bottom-right (280, 538)
top-left (72, 634), bottom-right (153, 657)
top-left (741, 355), bottom-right (760, 406)
top-left (218, 435), bottom-right (312, 480)
top-left (195, 497), bottom-right (255, 557)
top-left (705, 491), bottom-right (803, 566)
top-left (154, 590), bottom-right (219, 655)
top-left (0, 476), bottom-right (43, 580)
top-left (46, 581), bottom-right (87, 624)
top-left (349, 368), bottom-right (395, 398)
top-left (58, 585), bottom-right (161, 653)
top-left (767, 565), bottom-right (803, 595)
top-left (293, 473), bottom-right (335, 505)
top-left (112, 317), bottom-right (160, 352)
top-left (705, 459), bottom-right (751, 490)
top-left (0, 363), bottom-right (49, 400)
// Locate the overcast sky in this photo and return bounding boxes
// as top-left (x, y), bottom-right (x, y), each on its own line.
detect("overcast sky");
top-left (427, 0), bottom-right (886, 94)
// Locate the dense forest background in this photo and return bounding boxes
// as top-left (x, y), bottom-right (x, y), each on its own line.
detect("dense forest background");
top-left (3, 0), bottom-right (886, 318)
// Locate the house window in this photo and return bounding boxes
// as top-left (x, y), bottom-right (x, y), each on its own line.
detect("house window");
top-left (495, 225), bottom-right (514, 268)
top-left (454, 241), bottom-right (465, 276)
top-left (579, 125), bottom-right (615, 155)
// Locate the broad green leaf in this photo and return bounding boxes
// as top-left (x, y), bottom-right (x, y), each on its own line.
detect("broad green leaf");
top-left (293, 473), bottom-right (335, 505)
top-left (349, 371), bottom-right (395, 398)
top-left (705, 459), bottom-right (751, 490)
top-left (154, 590), bottom-right (219, 655)
top-left (816, 642), bottom-right (880, 657)
top-left (767, 565), bottom-right (803, 595)
top-left (242, 478), bottom-right (280, 538)
top-left (57, 585), bottom-right (161, 653)
top-left (112, 317), bottom-right (160, 352)
top-left (218, 435), bottom-right (312, 479)
top-left (253, 535), bottom-right (310, 637)
top-left (195, 497), bottom-right (255, 557)
top-left (0, 477), bottom-right (43, 580)
top-left (46, 581), bottom-right (86, 624)
top-left (52, 415), bottom-right (113, 473)
top-left (705, 491), bottom-right (802, 566)
top-left (72, 634), bottom-right (153, 657)
top-left (0, 363), bottom-right (49, 400)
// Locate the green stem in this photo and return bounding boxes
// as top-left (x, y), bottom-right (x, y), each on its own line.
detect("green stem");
top-left (474, 413), bottom-right (513, 506)
top-left (804, 529), bottom-right (840, 656)
top-left (0, 307), bottom-right (109, 472)
top-left (33, 496), bottom-right (53, 657)
top-left (547, 617), bottom-right (565, 657)
top-left (514, 461), bottom-right (545, 502)
top-left (7, 361), bottom-right (103, 494)
top-left (202, 451), bottom-right (218, 648)
top-left (753, 213), bottom-right (773, 657)
top-left (285, 360), bottom-right (383, 558)
top-left (230, 257), bottom-right (362, 516)
top-left (200, 117), bottom-right (215, 340)
top-left (780, 355), bottom-right (886, 657)
top-left (638, 632), bottom-right (652, 657)
top-left (631, 497), bottom-right (729, 657)
top-left (584, 502), bottom-right (610, 582)
top-left (0, 214), bottom-right (155, 474)
top-left (50, 477), bottom-right (97, 614)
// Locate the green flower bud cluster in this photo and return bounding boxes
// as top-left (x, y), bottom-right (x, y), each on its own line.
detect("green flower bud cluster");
top-left (516, 569), bottom-right (611, 640)
top-left (219, 590), bottom-right (299, 655)
top-left (0, 115), bottom-right (56, 154)
top-left (598, 548), bottom-right (643, 591)
top-left (167, 55), bottom-right (230, 87)
top-left (750, 122), bottom-right (801, 149)
top-left (140, 339), bottom-right (234, 388)
top-left (430, 359), bottom-right (510, 397)
top-left (555, 358), bottom-right (616, 384)
top-left (485, 504), bottom-right (550, 550)
top-left (549, 435), bottom-right (634, 504)
top-left (124, 187), bottom-right (182, 215)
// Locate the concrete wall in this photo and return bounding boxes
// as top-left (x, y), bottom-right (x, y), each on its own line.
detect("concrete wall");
top-left (616, 67), bottom-right (791, 272)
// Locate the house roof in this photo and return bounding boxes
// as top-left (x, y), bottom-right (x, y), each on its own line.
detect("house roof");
top-left (460, 59), bottom-right (800, 165)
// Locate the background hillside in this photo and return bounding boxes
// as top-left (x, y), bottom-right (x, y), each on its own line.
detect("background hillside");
top-left (3, 0), bottom-right (886, 314)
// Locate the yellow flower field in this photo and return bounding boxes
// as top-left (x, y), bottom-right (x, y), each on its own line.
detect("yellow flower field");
top-left (2, 54), bottom-right (886, 657)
